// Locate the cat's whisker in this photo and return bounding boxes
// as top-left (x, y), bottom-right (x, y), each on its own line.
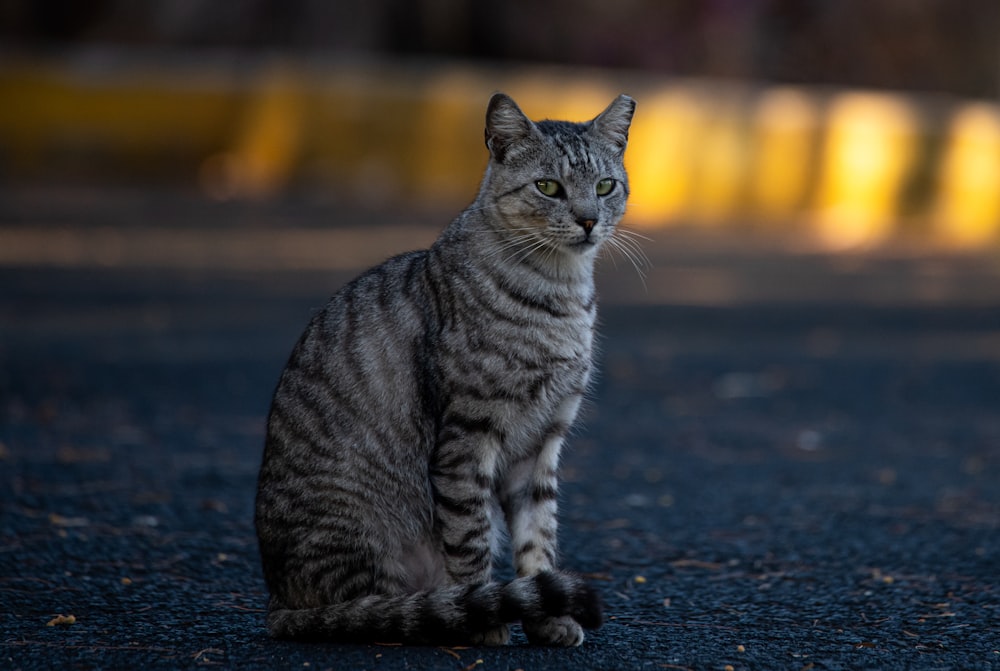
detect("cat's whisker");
top-left (483, 228), bottom-right (542, 265)
top-left (615, 226), bottom-right (654, 244)
top-left (603, 232), bottom-right (650, 291)
top-left (491, 231), bottom-right (536, 250)
top-left (601, 241), bottom-right (620, 272)
top-left (510, 236), bottom-right (557, 267)
top-left (613, 238), bottom-right (650, 271)
top-left (541, 237), bottom-right (562, 270)
top-left (610, 236), bottom-right (650, 275)
top-left (487, 232), bottom-right (546, 264)
top-left (612, 227), bottom-right (651, 262)
top-left (608, 251), bottom-right (647, 292)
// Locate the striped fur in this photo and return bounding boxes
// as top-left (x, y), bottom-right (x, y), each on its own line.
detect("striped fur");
top-left (255, 93), bottom-right (635, 646)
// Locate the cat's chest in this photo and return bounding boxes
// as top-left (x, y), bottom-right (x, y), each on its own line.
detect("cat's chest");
top-left (442, 308), bottom-right (594, 409)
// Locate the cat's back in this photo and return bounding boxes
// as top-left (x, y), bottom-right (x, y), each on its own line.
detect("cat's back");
top-left (261, 248), bottom-right (440, 468)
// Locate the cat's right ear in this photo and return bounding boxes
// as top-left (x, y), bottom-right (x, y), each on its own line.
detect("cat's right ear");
top-left (485, 93), bottom-right (536, 164)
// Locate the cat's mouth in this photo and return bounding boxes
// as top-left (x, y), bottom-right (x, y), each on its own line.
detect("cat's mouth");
top-left (567, 237), bottom-right (599, 252)
top-left (566, 234), bottom-right (600, 251)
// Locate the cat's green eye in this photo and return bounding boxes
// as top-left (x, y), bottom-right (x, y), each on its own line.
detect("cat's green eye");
top-left (596, 178), bottom-right (616, 196)
top-left (535, 180), bottom-right (562, 197)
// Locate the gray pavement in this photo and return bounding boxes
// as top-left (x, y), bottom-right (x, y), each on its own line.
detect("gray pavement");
top-left (1, 188), bottom-right (999, 670)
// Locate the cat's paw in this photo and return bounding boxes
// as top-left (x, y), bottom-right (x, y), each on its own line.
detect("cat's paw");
top-left (523, 615), bottom-right (585, 647)
top-left (470, 624), bottom-right (510, 646)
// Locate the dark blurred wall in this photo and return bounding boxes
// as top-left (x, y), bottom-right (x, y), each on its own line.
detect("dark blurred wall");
top-left (1, 0), bottom-right (998, 98)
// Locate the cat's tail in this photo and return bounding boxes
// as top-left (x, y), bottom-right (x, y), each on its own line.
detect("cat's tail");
top-left (266, 571), bottom-right (602, 645)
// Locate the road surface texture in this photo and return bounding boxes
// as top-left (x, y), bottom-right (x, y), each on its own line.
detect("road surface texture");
top-left (2, 188), bottom-right (999, 670)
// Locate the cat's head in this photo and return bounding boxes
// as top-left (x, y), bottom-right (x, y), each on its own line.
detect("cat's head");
top-left (482, 92), bottom-right (635, 259)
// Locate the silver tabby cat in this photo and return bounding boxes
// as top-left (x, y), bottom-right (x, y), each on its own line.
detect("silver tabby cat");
top-left (255, 92), bottom-right (635, 646)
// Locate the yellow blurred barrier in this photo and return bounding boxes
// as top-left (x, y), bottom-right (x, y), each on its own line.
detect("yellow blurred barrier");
top-left (1, 54), bottom-right (999, 249)
top-left (812, 93), bottom-right (922, 249)
top-left (748, 88), bottom-right (819, 223)
top-left (0, 58), bottom-right (239, 176)
top-left (209, 64), bottom-right (306, 199)
top-left (934, 103), bottom-right (1000, 248)
top-left (625, 88), bottom-right (703, 222)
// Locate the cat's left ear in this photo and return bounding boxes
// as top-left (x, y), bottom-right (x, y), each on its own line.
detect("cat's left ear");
top-left (591, 94), bottom-right (636, 153)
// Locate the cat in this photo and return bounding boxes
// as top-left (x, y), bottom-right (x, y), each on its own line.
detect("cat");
top-left (254, 91), bottom-right (636, 647)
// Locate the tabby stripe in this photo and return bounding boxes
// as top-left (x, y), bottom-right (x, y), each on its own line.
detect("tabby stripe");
top-left (506, 283), bottom-right (573, 319)
top-left (434, 492), bottom-right (483, 516)
top-left (551, 133), bottom-right (597, 171)
top-left (454, 527), bottom-right (489, 547)
top-left (264, 440), bottom-right (332, 488)
top-left (322, 568), bottom-right (378, 602)
top-left (447, 564), bottom-right (491, 581)
top-left (530, 483), bottom-right (559, 503)
top-left (273, 393), bottom-right (335, 453)
top-left (262, 424), bottom-right (316, 480)
top-left (474, 471), bottom-right (494, 490)
top-left (275, 389), bottom-right (356, 468)
top-left (400, 252), bottom-right (424, 300)
top-left (477, 263), bottom-right (573, 319)
top-left (339, 290), bottom-right (372, 382)
top-left (312, 352), bottom-right (426, 453)
top-left (516, 540), bottom-right (537, 557)
top-left (285, 490), bottom-right (363, 524)
top-left (442, 540), bottom-right (490, 563)
top-left (370, 264), bottom-right (392, 311)
top-left (456, 377), bottom-right (525, 405)
top-left (374, 262), bottom-right (406, 314)
top-left (460, 270), bottom-right (535, 329)
top-left (430, 446), bottom-right (473, 474)
top-left (429, 451), bottom-right (493, 491)
top-left (441, 410), bottom-right (502, 439)
top-left (283, 370), bottom-right (405, 480)
top-left (536, 526), bottom-right (557, 542)
top-left (296, 482), bottom-right (374, 513)
top-left (510, 349), bottom-right (554, 371)
top-left (425, 250), bottom-right (458, 329)
top-left (497, 184), bottom-right (529, 200)
top-left (297, 536), bottom-right (364, 561)
top-left (525, 374), bottom-right (548, 402)
top-left (427, 467), bottom-right (490, 495)
top-left (516, 543), bottom-right (557, 569)
top-left (541, 420), bottom-right (570, 443)
top-left (429, 462), bottom-right (495, 490)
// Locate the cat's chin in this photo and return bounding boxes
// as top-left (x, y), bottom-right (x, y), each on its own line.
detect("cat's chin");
top-left (565, 240), bottom-right (600, 255)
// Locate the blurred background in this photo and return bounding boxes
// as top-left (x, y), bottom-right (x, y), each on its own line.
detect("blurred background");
top-left (2, 0), bottom-right (1000, 253)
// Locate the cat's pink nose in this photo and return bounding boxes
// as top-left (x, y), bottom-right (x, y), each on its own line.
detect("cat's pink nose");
top-left (577, 219), bottom-right (596, 235)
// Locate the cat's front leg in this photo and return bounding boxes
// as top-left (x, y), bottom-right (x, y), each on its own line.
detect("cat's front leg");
top-left (429, 428), bottom-right (500, 585)
top-left (503, 394), bottom-right (583, 578)
top-left (430, 429), bottom-right (511, 645)
top-left (502, 414), bottom-right (597, 646)
top-left (503, 438), bottom-right (561, 578)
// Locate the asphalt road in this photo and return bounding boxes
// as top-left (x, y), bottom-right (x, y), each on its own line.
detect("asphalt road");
top-left (1, 188), bottom-right (999, 670)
